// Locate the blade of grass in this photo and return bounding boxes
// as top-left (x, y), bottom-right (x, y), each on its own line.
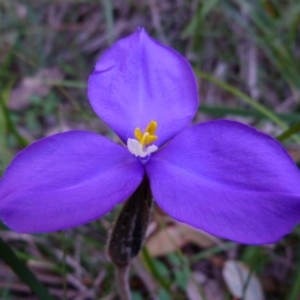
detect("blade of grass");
top-left (43, 79), bottom-right (86, 89)
top-left (0, 237), bottom-right (54, 300)
top-left (0, 85), bottom-right (12, 174)
top-left (0, 98), bottom-right (29, 148)
top-left (277, 121), bottom-right (300, 142)
top-left (60, 231), bottom-right (67, 300)
top-left (102, 0), bottom-right (114, 45)
top-left (141, 247), bottom-right (171, 292)
top-left (196, 70), bottom-right (300, 145)
top-left (287, 269), bottom-right (300, 300)
top-left (181, 0), bottom-right (220, 39)
top-left (190, 242), bottom-right (235, 263)
top-left (0, 48), bottom-right (29, 149)
top-left (287, 240), bottom-right (300, 300)
top-left (224, 1), bottom-right (300, 89)
top-left (200, 104), bottom-right (300, 124)
top-left (0, 108), bottom-right (11, 174)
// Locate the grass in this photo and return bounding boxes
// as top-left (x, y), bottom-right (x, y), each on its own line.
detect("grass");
top-left (1, 0), bottom-right (300, 299)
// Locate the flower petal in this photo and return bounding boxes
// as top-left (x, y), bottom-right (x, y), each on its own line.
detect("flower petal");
top-left (146, 120), bottom-right (300, 244)
top-left (88, 28), bottom-right (198, 147)
top-left (0, 131), bottom-right (144, 233)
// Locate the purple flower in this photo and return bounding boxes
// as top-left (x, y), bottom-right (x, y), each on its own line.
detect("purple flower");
top-left (1, 28), bottom-right (300, 244)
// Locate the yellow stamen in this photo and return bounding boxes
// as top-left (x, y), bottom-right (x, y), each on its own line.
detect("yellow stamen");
top-left (146, 135), bottom-right (157, 144)
top-left (134, 128), bottom-right (143, 140)
top-left (145, 121), bottom-right (157, 135)
top-left (140, 132), bottom-right (149, 147)
top-left (134, 120), bottom-right (158, 146)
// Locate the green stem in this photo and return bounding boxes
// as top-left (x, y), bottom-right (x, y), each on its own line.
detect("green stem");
top-left (116, 264), bottom-right (131, 300)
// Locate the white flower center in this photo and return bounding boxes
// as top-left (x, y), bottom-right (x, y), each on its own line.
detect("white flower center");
top-left (127, 138), bottom-right (158, 157)
top-left (127, 120), bottom-right (158, 159)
